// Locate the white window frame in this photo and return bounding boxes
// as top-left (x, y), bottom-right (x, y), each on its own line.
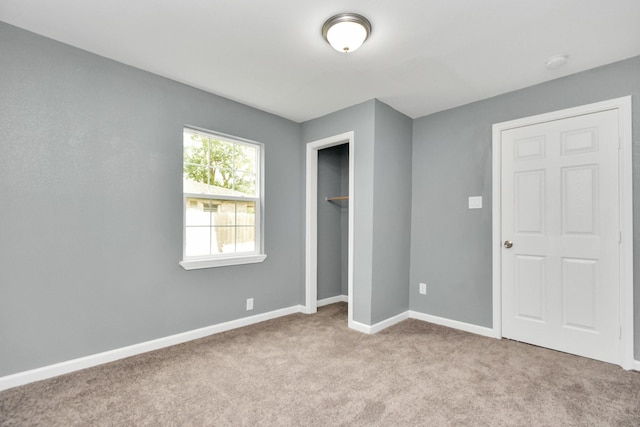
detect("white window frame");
top-left (179, 127), bottom-right (266, 270)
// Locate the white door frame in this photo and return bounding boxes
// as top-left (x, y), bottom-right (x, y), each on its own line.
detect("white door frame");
top-left (305, 131), bottom-right (355, 327)
top-left (492, 96), bottom-right (634, 369)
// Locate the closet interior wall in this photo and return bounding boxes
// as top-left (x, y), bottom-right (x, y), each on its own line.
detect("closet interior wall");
top-left (317, 144), bottom-right (349, 301)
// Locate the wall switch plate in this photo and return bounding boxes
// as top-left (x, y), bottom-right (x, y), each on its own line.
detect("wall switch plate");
top-left (246, 298), bottom-right (254, 311)
top-left (468, 196), bottom-right (482, 209)
top-left (419, 282), bottom-right (427, 295)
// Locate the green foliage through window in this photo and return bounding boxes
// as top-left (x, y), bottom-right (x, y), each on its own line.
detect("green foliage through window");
top-left (184, 131), bottom-right (257, 197)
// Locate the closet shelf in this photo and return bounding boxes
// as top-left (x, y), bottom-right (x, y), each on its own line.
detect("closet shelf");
top-left (325, 195), bottom-right (349, 203)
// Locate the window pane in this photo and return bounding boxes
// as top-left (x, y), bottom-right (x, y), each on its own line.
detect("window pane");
top-left (183, 164), bottom-right (210, 193)
top-left (185, 227), bottom-right (211, 257)
top-left (209, 167), bottom-right (235, 196)
top-left (235, 227), bottom-right (256, 253)
top-left (184, 133), bottom-right (208, 165)
top-left (185, 198), bottom-right (212, 226)
top-left (233, 171), bottom-right (256, 197)
top-left (184, 133), bottom-right (211, 193)
top-left (208, 139), bottom-right (230, 169)
top-left (213, 226), bottom-right (235, 254)
top-left (212, 200), bottom-right (236, 226)
top-left (234, 144), bottom-right (257, 173)
top-left (236, 201), bottom-right (256, 225)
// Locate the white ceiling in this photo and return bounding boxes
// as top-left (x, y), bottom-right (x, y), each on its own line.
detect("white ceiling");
top-left (2, 0), bottom-right (640, 123)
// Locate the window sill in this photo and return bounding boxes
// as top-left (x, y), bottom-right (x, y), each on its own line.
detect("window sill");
top-left (179, 254), bottom-right (267, 270)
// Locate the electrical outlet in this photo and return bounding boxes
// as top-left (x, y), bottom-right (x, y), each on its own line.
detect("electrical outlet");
top-left (246, 298), bottom-right (254, 311)
top-left (419, 282), bottom-right (427, 295)
top-left (468, 196), bottom-right (483, 209)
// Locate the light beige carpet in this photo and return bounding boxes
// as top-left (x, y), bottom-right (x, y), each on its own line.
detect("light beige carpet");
top-left (1, 303), bottom-right (639, 426)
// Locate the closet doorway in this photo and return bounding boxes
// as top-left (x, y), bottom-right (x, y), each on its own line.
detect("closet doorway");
top-left (305, 131), bottom-right (354, 328)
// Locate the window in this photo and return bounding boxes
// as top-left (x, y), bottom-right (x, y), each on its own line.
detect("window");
top-left (179, 127), bottom-right (266, 270)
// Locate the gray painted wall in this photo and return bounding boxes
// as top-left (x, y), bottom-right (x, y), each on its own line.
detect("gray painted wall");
top-left (0, 22), bottom-right (304, 376)
top-left (302, 100), bottom-right (413, 324)
top-left (317, 145), bottom-right (348, 300)
top-left (409, 55), bottom-right (640, 358)
top-left (370, 101), bottom-right (413, 323)
top-left (341, 148), bottom-right (349, 296)
top-left (301, 101), bottom-right (376, 325)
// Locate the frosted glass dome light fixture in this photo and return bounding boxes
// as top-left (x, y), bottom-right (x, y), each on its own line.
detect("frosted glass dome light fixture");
top-left (322, 13), bottom-right (372, 53)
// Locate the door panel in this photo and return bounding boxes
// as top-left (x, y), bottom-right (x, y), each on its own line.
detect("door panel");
top-left (515, 170), bottom-right (545, 234)
top-left (562, 165), bottom-right (598, 234)
top-left (561, 258), bottom-right (597, 331)
top-left (501, 109), bottom-right (620, 365)
top-left (514, 255), bottom-right (546, 322)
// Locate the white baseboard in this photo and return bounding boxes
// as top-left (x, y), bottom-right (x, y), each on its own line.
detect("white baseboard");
top-left (348, 310), bottom-right (492, 337)
top-left (633, 360), bottom-right (640, 372)
top-left (317, 295), bottom-right (348, 307)
top-left (370, 311), bottom-right (410, 334)
top-left (409, 311), bottom-right (497, 338)
top-left (0, 304), bottom-right (305, 392)
top-left (348, 320), bottom-right (372, 334)
top-left (348, 311), bottom-right (409, 335)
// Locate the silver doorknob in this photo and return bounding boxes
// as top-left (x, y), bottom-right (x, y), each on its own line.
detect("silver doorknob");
top-left (504, 240), bottom-right (513, 249)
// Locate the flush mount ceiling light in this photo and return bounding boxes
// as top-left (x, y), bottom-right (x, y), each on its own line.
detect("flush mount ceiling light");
top-left (322, 13), bottom-right (372, 53)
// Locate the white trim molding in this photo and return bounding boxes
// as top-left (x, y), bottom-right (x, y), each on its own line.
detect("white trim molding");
top-left (305, 132), bottom-right (355, 328)
top-left (492, 96), bottom-right (634, 370)
top-left (317, 295), bottom-right (348, 307)
top-left (349, 320), bottom-right (374, 334)
top-left (180, 254), bottom-right (267, 270)
top-left (0, 305), bottom-right (304, 392)
top-left (633, 360), bottom-right (640, 372)
top-left (409, 311), bottom-right (496, 338)
top-left (350, 310), bottom-right (494, 337)
top-left (370, 311), bottom-right (410, 334)
top-left (348, 312), bottom-right (410, 335)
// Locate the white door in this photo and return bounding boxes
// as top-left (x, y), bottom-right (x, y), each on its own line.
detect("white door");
top-left (501, 109), bottom-right (621, 364)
